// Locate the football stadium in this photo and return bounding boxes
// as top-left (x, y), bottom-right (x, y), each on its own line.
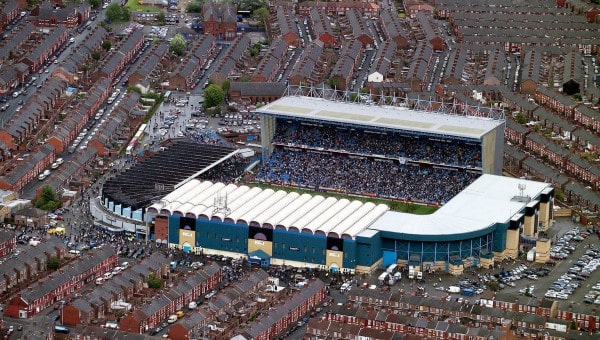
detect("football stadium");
top-left (144, 92), bottom-right (555, 275)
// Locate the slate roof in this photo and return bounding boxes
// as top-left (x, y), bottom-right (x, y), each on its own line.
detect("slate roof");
top-left (20, 246), bottom-right (116, 304)
top-left (243, 280), bottom-right (325, 338)
top-left (229, 82), bottom-right (286, 97)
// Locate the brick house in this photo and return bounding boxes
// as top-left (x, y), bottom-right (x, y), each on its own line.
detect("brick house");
top-left (275, 6), bottom-right (300, 47)
top-left (232, 279), bottom-right (326, 340)
top-left (309, 8), bottom-right (335, 47)
top-left (0, 144), bottom-right (55, 192)
top-left (210, 35), bottom-right (250, 85)
top-left (29, 1), bottom-right (79, 27)
top-left (534, 86), bottom-right (577, 119)
top-left (21, 25), bottom-right (68, 73)
top-left (62, 254), bottom-right (170, 326)
top-left (168, 34), bottom-right (216, 90)
top-left (573, 105), bottom-right (600, 134)
top-left (46, 78), bottom-right (111, 153)
top-left (0, 230), bottom-right (16, 258)
top-left (119, 263), bottom-right (221, 333)
top-left (329, 39), bottom-right (363, 91)
top-left (380, 8), bottom-right (409, 49)
top-left (566, 154), bottom-right (600, 189)
top-left (167, 310), bottom-right (211, 340)
top-left (298, 2), bottom-right (381, 18)
top-left (415, 12), bottom-right (445, 51)
top-left (0, 1), bottom-right (21, 29)
top-left (251, 38), bottom-right (289, 83)
top-left (288, 41), bottom-right (325, 86)
top-left (0, 239), bottom-right (67, 294)
top-left (4, 247), bottom-right (117, 318)
top-left (202, 1), bottom-right (237, 41)
top-left (524, 132), bottom-right (568, 167)
top-left (346, 9), bottom-right (374, 48)
top-left (127, 43), bottom-right (168, 87)
top-left (228, 82), bottom-right (286, 105)
top-left (92, 30), bottom-right (144, 83)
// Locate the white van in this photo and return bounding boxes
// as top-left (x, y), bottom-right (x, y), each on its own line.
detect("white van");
top-left (95, 277), bottom-right (104, 285)
top-left (43, 169), bottom-right (51, 177)
top-left (69, 250), bottom-right (81, 256)
top-left (167, 315), bottom-right (178, 324)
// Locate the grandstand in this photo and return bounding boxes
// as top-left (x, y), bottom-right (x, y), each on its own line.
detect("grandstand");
top-left (100, 141), bottom-right (237, 225)
top-left (256, 92), bottom-right (505, 205)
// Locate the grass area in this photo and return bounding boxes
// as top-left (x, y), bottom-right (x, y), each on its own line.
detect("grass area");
top-left (126, 0), bottom-right (161, 12)
top-left (247, 182), bottom-right (438, 215)
top-left (398, 12), bottom-right (407, 18)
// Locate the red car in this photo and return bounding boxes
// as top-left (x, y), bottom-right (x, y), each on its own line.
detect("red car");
top-left (55, 216), bottom-right (64, 221)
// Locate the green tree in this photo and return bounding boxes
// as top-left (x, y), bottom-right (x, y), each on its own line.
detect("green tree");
top-left (554, 188), bottom-right (565, 201)
top-left (121, 6), bottom-right (131, 21)
top-left (88, 0), bottom-right (101, 9)
top-left (102, 40), bottom-right (111, 51)
top-left (221, 79), bottom-right (231, 93)
top-left (91, 51), bottom-right (101, 60)
top-left (570, 320), bottom-right (578, 330)
top-left (35, 185), bottom-right (62, 211)
top-left (147, 273), bottom-right (162, 289)
top-left (235, 0), bottom-right (268, 12)
top-left (106, 3), bottom-right (123, 22)
top-left (328, 78), bottom-right (340, 89)
top-left (47, 257), bottom-right (60, 271)
top-left (186, 0), bottom-right (204, 13)
top-left (204, 84), bottom-right (225, 108)
top-left (252, 7), bottom-right (269, 28)
top-left (515, 112), bottom-right (527, 125)
top-left (169, 34), bottom-right (187, 56)
top-left (486, 279), bottom-right (500, 292)
top-left (156, 11), bottom-right (166, 25)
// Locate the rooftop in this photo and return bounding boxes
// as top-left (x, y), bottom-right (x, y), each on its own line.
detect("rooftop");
top-left (257, 94), bottom-right (503, 140)
top-left (368, 174), bottom-right (551, 239)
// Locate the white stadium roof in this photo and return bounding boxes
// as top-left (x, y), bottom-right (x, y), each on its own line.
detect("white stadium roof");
top-left (367, 175), bottom-right (551, 239)
top-left (147, 180), bottom-right (389, 239)
top-left (257, 96), bottom-right (503, 139)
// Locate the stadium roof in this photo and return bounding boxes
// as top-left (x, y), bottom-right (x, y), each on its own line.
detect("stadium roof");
top-left (367, 174), bottom-right (552, 241)
top-left (147, 180), bottom-right (389, 239)
top-left (102, 141), bottom-right (237, 211)
top-left (257, 96), bottom-right (503, 139)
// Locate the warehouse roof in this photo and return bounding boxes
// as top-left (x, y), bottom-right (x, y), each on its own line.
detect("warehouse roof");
top-left (147, 181), bottom-right (389, 239)
top-left (258, 96), bottom-right (503, 139)
top-left (367, 174), bottom-right (551, 241)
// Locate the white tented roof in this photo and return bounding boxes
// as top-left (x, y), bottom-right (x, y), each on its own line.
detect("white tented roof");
top-left (367, 174), bottom-right (551, 237)
top-left (257, 96), bottom-right (503, 139)
top-left (147, 180), bottom-right (389, 238)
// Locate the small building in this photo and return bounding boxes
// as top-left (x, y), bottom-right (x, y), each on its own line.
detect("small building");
top-left (202, 1), bottom-right (237, 41)
top-left (228, 82), bottom-right (287, 104)
top-left (13, 207), bottom-right (48, 228)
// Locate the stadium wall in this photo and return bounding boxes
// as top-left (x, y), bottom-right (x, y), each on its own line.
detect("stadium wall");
top-left (260, 115), bottom-right (277, 157)
top-left (482, 122), bottom-right (505, 175)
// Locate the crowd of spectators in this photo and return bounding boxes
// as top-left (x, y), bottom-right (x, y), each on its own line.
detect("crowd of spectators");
top-left (272, 121), bottom-right (482, 168)
top-left (199, 155), bottom-right (249, 183)
top-left (257, 149), bottom-right (479, 204)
